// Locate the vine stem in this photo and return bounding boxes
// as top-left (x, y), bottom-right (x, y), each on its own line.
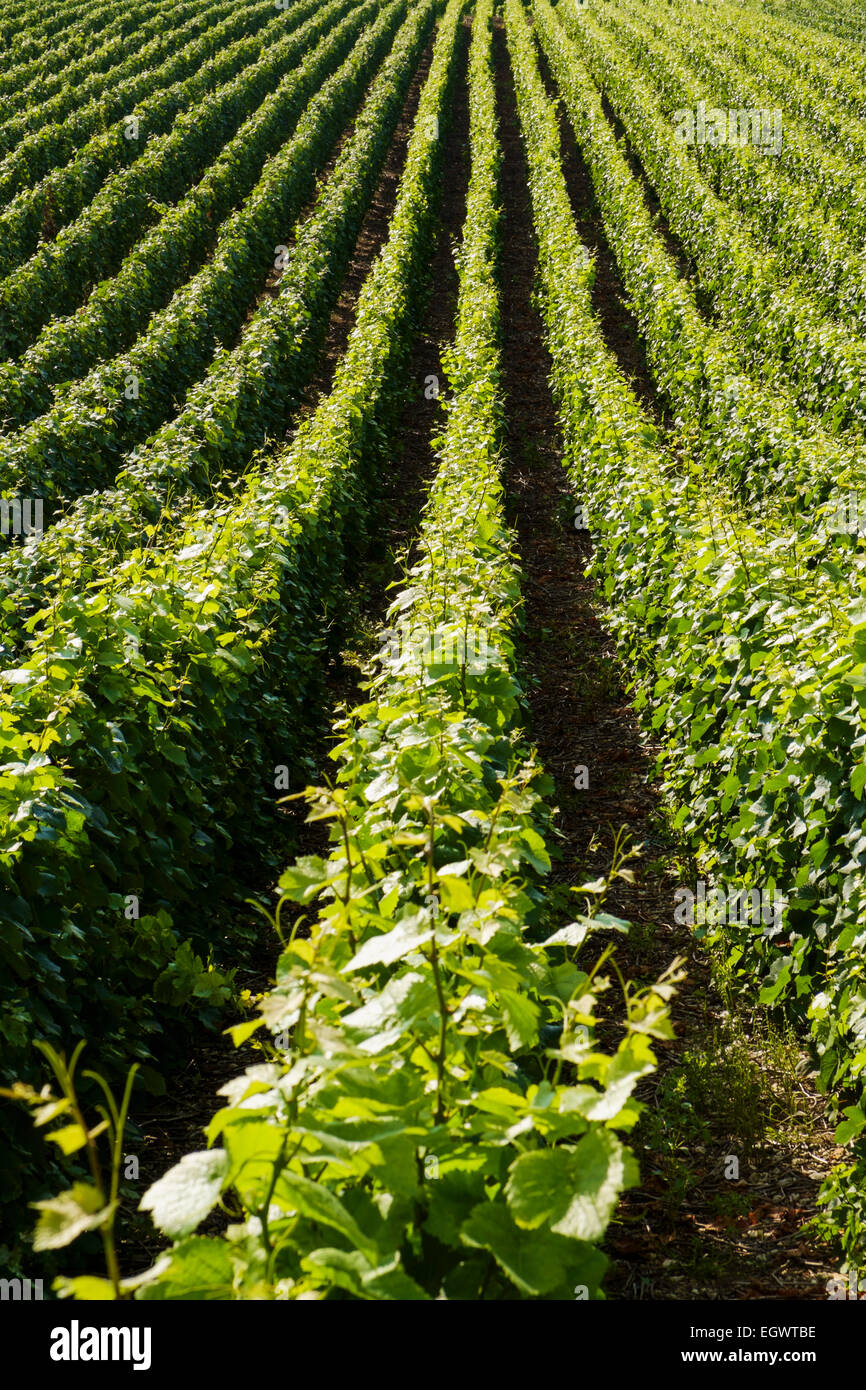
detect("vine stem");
top-left (425, 802), bottom-right (449, 1124)
top-left (73, 1091), bottom-right (122, 1300)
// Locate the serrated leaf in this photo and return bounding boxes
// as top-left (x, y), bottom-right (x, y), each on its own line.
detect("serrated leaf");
top-left (835, 1105), bottom-right (866, 1146)
top-left (499, 989), bottom-right (539, 1050)
top-left (505, 1131), bottom-right (637, 1242)
top-left (136, 1237), bottom-right (234, 1301)
top-left (275, 1172), bottom-right (378, 1260)
top-left (460, 1201), bottom-right (567, 1295)
top-left (140, 1149), bottom-right (229, 1238)
top-left (31, 1183), bottom-right (112, 1251)
top-left (344, 914), bottom-right (433, 972)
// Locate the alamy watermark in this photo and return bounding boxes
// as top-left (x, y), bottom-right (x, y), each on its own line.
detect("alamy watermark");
top-left (0, 1276), bottom-right (43, 1300)
top-left (674, 880), bottom-right (786, 932)
top-left (821, 490), bottom-right (866, 538)
top-left (50, 1322), bottom-right (152, 1370)
top-left (826, 1271), bottom-right (866, 1299)
top-left (378, 622), bottom-right (495, 674)
top-left (673, 101), bottom-right (783, 156)
top-left (0, 497), bottom-right (43, 539)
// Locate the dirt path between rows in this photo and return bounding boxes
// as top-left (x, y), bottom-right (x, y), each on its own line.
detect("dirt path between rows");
top-left (492, 13), bottom-right (842, 1301)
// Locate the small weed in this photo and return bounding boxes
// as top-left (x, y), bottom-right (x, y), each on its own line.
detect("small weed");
top-left (709, 1188), bottom-right (751, 1227)
top-left (626, 917), bottom-right (658, 955)
top-left (638, 1016), bottom-right (805, 1210)
top-left (572, 646), bottom-right (624, 702)
top-left (683, 1230), bottom-right (736, 1278)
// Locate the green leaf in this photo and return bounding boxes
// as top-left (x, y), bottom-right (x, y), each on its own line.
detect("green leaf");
top-left (460, 1201), bottom-right (567, 1296)
top-left (136, 1238), bottom-right (234, 1301)
top-left (506, 1131), bottom-right (637, 1242)
top-left (364, 772), bottom-right (401, 803)
top-left (223, 1117), bottom-right (294, 1205)
top-left (541, 913), bottom-right (626, 948)
top-left (424, 1169), bottom-right (487, 1248)
top-left (275, 1173), bottom-right (379, 1261)
top-left (301, 1248), bottom-right (428, 1300)
top-left (45, 1123), bottom-right (89, 1156)
top-left (851, 764), bottom-right (866, 801)
top-left (835, 1105), bottom-right (866, 1146)
top-left (140, 1149), bottom-right (229, 1238)
top-left (32, 1098), bottom-right (72, 1127)
top-left (278, 856), bottom-right (331, 903)
top-left (226, 1017), bottom-right (266, 1047)
top-left (579, 1035), bottom-right (657, 1120)
top-left (344, 913), bottom-right (434, 972)
top-left (31, 1183), bottom-right (113, 1251)
top-left (759, 959), bottom-right (791, 1005)
top-left (499, 989), bottom-right (539, 1050)
top-left (341, 972), bottom-right (437, 1051)
top-left (54, 1275), bottom-right (116, 1300)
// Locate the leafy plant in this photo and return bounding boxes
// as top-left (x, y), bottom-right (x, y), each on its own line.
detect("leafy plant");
top-left (0, 0), bottom-right (434, 649)
top-left (558, 0), bottom-right (866, 441)
top-left (524, 0), bottom-right (866, 1220)
top-left (124, 0), bottom-right (678, 1299)
top-left (0, 0), bottom-right (349, 364)
top-left (0, 0), bottom-right (454, 1244)
top-left (0, 0), bottom-right (385, 434)
top-left (808, 1157), bottom-right (866, 1278)
top-left (1, 1041), bottom-right (139, 1300)
top-left (0, 0), bottom-right (289, 286)
top-left (0, 0), bottom-right (265, 205)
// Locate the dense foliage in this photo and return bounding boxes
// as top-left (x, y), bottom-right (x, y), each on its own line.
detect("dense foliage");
top-left (3, 0), bottom-right (866, 1294)
top-left (111, 0), bottom-right (673, 1298)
